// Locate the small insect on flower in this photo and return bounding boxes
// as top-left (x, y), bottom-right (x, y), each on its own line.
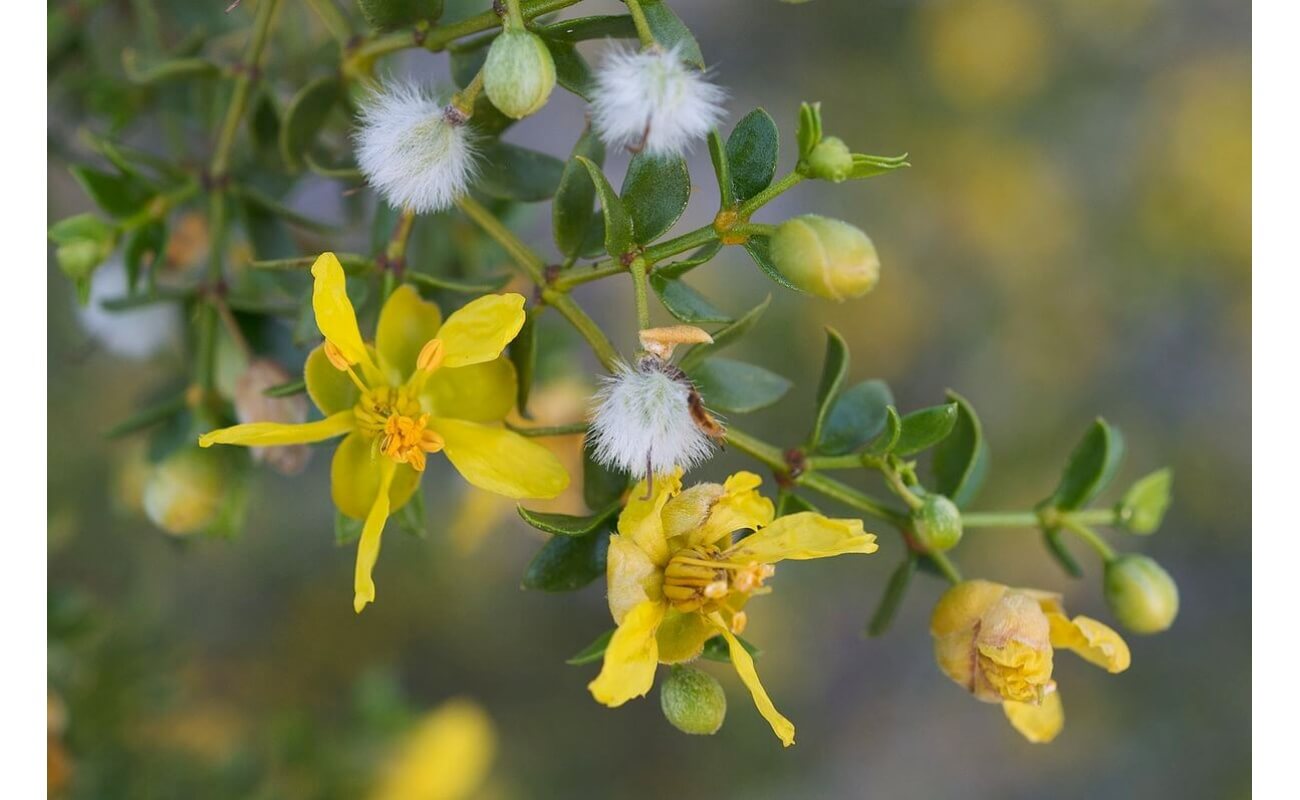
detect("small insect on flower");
top-left (354, 83), bottom-right (478, 214)
top-left (590, 44), bottom-right (726, 157)
top-left (588, 326), bottom-right (723, 481)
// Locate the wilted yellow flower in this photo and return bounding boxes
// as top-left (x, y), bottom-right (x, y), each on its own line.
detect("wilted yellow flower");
top-left (199, 253), bottom-right (569, 612)
top-left (369, 699), bottom-right (495, 800)
top-left (588, 469), bottom-right (878, 746)
top-left (930, 580), bottom-right (1130, 743)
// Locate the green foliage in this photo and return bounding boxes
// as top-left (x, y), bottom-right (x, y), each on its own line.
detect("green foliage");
top-left (522, 529), bottom-right (610, 591)
top-left (1118, 469), bottom-right (1174, 534)
top-left (726, 109), bottom-right (779, 203)
top-left (689, 357), bottom-right (793, 414)
top-left (357, 0), bottom-right (444, 31)
top-left (622, 153), bottom-right (690, 244)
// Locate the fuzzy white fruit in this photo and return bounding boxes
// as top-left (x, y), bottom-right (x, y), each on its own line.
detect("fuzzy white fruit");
top-left (354, 83), bottom-right (477, 214)
top-left (590, 44), bottom-right (726, 157)
top-left (77, 258), bottom-right (181, 361)
top-left (588, 358), bottom-right (716, 478)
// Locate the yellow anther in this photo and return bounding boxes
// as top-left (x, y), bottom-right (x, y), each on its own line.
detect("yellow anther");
top-left (730, 611), bottom-right (748, 635)
top-left (378, 412), bottom-right (444, 472)
top-left (416, 338), bottom-right (445, 373)
top-left (703, 580), bottom-right (729, 599)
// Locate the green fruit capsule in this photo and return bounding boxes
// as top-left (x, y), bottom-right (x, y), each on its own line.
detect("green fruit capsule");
top-left (769, 215), bottom-right (880, 301)
top-left (484, 29), bottom-right (556, 119)
top-left (660, 665), bottom-right (727, 735)
top-left (912, 494), bottom-right (963, 553)
top-left (1104, 555), bottom-right (1179, 634)
top-left (143, 448), bottom-right (227, 536)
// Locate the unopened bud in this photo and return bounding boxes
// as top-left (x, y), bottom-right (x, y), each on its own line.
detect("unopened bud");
top-left (806, 136), bottom-right (853, 182)
top-left (142, 448), bottom-right (227, 535)
top-left (660, 665), bottom-right (727, 736)
top-left (484, 29), bottom-right (557, 119)
top-left (416, 338), bottom-right (445, 372)
top-left (769, 215), bottom-right (880, 301)
top-left (1104, 555), bottom-right (1179, 634)
top-left (912, 494), bottom-right (963, 552)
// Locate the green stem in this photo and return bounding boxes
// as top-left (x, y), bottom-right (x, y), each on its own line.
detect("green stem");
top-left (643, 225), bottom-right (719, 264)
top-left (737, 171), bottom-right (804, 218)
top-left (624, 0), bottom-right (656, 48)
top-left (504, 0), bottom-right (525, 28)
top-left (962, 509), bottom-right (1119, 528)
top-left (506, 421), bottom-right (588, 437)
top-left (879, 463), bottom-right (923, 511)
top-left (926, 552), bottom-right (963, 585)
top-left (730, 222), bottom-right (778, 238)
top-left (302, 0), bottom-right (352, 45)
top-left (451, 68), bottom-right (486, 116)
top-left (1058, 516), bottom-right (1118, 562)
top-left (383, 208), bottom-right (417, 301)
top-left (551, 261), bottom-right (627, 291)
top-left (630, 258), bottom-right (651, 329)
top-left (347, 0), bottom-right (581, 66)
top-left (806, 453), bottom-right (866, 470)
top-left (211, 0), bottom-right (279, 179)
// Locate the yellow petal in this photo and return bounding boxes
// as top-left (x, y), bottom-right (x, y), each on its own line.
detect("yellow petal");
top-left (437, 293), bottom-right (526, 368)
top-left (1047, 612), bottom-right (1131, 673)
top-left (710, 615), bottom-right (795, 747)
top-left (354, 459), bottom-right (396, 613)
top-left (617, 469), bottom-right (683, 567)
top-left (376, 284), bottom-right (443, 381)
top-left (1003, 689), bottom-right (1064, 744)
top-left (727, 512), bottom-right (878, 564)
top-left (588, 600), bottom-right (666, 707)
top-left (690, 471), bottom-right (776, 547)
top-left (606, 534), bottom-right (664, 624)
top-left (656, 609), bottom-right (714, 664)
top-left (198, 411), bottom-right (355, 448)
top-left (423, 358), bottom-right (517, 422)
top-left (330, 431), bottom-right (421, 520)
top-left (434, 418), bottom-right (569, 499)
top-left (311, 252), bottom-right (377, 373)
top-left (304, 344), bottom-right (360, 415)
top-left (367, 698), bottom-right (495, 800)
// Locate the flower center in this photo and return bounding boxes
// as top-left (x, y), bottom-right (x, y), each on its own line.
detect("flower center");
top-left (662, 546), bottom-right (776, 617)
top-left (353, 387), bottom-right (443, 472)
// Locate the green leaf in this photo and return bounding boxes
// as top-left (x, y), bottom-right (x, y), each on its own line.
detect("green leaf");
top-left (248, 90), bottom-right (282, 166)
top-left (542, 39), bottom-right (596, 100)
top-left (124, 221), bottom-right (166, 293)
top-left (516, 502), bottom-right (619, 537)
top-left (808, 328), bottom-right (849, 448)
top-left (688, 358), bottom-right (792, 414)
top-left (538, 15), bottom-right (637, 42)
top-left (818, 380), bottom-right (893, 456)
top-left (621, 153), bottom-right (690, 244)
top-left (49, 214), bottom-right (117, 300)
top-left (476, 142), bottom-right (565, 202)
top-left (357, 0), bottom-right (443, 31)
top-left (1046, 419), bottom-right (1126, 511)
top-left (566, 629), bottom-right (615, 665)
top-left (553, 126), bottom-right (606, 257)
top-left (707, 129), bottom-right (734, 208)
top-left (450, 34), bottom-right (494, 89)
top-left (678, 294), bottom-right (770, 371)
top-left (639, 0), bottom-right (704, 68)
top-left (1042, 528), bottom-right (1083, 578)
top-left (1118, 468), bottom-right (1173, 535)
top-left (797, 101), bottom-right (823, 159)
top-left (522, 530), bottom-right (610, 591)
top-left (776, 491), bottom-right (819, 517)
top-left (583, 444), bottom-right (629, 511)
top-left (743, 236), bottom-right (800, 291)
top-left (511, 308), bottom-right (539, 417)
top-left (654, 240), bottom-right (722, 280)
top-left (393, 487), bottom-right (427, 538)
top-left (930, 390), bottom-right (989, 508)
top-left (335, 510), bottom-right (363, 545)
top-left (575, 156), bottom-right (633, 259)
top-left (69, 165), bottom-right (154, 218)
top-left (650, 274), bottom-right (731, 323)
top-left (700, 634), bottom-right (761, 663)
top-left (848, 152), bottom-right (912, 180)
top-left (726, 109), bottom-right (779, 203)
top-left (864, 406), bottom-right (903, 456)
top-left (279, 76), bottom-right (342, 171)
top-left (867, 556), bottom-right (916, 637)
top-left (894, 403), bottom-right (959, 456)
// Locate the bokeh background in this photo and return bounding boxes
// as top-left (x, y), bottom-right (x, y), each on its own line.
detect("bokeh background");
top-left (48, 0), bottom-right (1250, 797)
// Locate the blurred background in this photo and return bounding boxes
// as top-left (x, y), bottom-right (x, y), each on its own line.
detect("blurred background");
top-left (48, 0), bottom-right (1250, 797)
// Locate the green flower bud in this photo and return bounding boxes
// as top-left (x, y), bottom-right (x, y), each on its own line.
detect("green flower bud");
top-left (805, 136), bottom-right (853, 182)
top-left (1104, 555), bottom-right (1179, 634)
top-left (912, 494), bottom-right (963, 552)
top-left (769, 215), bottom-right (880, 301)
top-left (48, 213), bottom-right (118, 298)
top-left (483, 29), bottom-right (556, 119)
top-left (660, 665), bottom-right (726, 735)
top-left (143, 448), bottom-right (227, 535)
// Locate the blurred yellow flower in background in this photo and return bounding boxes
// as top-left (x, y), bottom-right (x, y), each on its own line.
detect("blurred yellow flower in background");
top-left (369, 699), bottom-right (495, 800)
top-left (919, 0), bottom-right (1049, 109)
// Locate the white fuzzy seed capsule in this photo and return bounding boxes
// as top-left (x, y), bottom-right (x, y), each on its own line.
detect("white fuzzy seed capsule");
top-left (588, 357), bottom-right (716, 478)
top-left (77, 257), bottom-right (181, 361)
top-left (354, 83), bottom-right (477, 214)
top-left (590, 44), bottom-right (726, 157)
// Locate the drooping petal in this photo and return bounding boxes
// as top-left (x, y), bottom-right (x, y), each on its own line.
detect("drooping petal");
top-left (656, 609), bottom-right (715, 664)
top-left (606, 534), bottom-right (664, 624)
top-left (1003, 689), bottom-right (1064, 744)
top-left (710, 615), bottom-right (795, 747)
top-left (354, 459), bottom-right (396, 613)
top-left (1047, 612), bottom-right (1131, 673)
top-left (423, 358), bottom-right (517, 422)
top-left (311, 252), bottom-right (377, 372)
top-left (617, 468), bottom-right (682, 567)
top-left (727, 512), bottom-right (877, 564)
top-left (305, 344), bottom-right (361, 415)
top-left (690, 471), bottom-right (776, 547)
top-left (434, 418), bottom-right (569, 499)
top-left (367, 699), bottom-right (495, 800)
top-left (330, 431), bottom-right (421, 520)
top-left (198, 411), bottom-right (355, 448)
top-left (588, 600), bottom-right (666, 707)
top-left (376, 284), bottom-right (443, 381)
top-left (436, 293), bottom-right (526, 368)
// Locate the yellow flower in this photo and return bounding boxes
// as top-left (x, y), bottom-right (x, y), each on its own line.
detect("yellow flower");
top-left (368, 699), bottom-right (495, 800)
top-left (198, 253), bottom-right (569, 612)
top-left (587, 469), bottom-right (878, 746)
top-left (930, 579), bottom-right (1131, 743)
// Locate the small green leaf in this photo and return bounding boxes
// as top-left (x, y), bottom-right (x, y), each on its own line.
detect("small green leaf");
top-left (797, 101), bottom-right (823, 159)
top-left (49, 214), bottom-right (117, 300)
top-left (808, 328), bottom-right (849, 448)
top-left (566, 629), bottom-right (615, 665)
top-left (553, 126), bottom-right (606, 258)
top-left (622, 153), bottom-right (690, 244)
top-left (335, 510), bottom-right (363, 545)
top-left (538, 15), bottom-right (637, 42)
top-left (650, 274), bottom-right (731, 323)
top-left (776, 491), bottom-right (819, 517)
top-left (1042, 528), bottom-right (1083, 578)
top-left (522, 529), bottom-right (610, 592)
top-left (930, 390), bottom-right (989, 508)
top-left (1046, 419), bottom-right (1126, 511)
top-left (848, 152), bottom-right (912, 180)
top-left (583, 443), bottom-right (629, 512)
top-left (678, 294), bottom-right (770, 371)
top-left (575, 156), bottom-right (633, 258)
top-left (357, 0), bottom-right (443, 31)
top-left (124, 221), bottom-right (166, 293)
top-left (1118, 468), bottom-right (1173, 535)
top-left (818, 380), bottom-right (893, 456)
top-left (69, 165), bottom-right (154, 218)
top-left (516, 502), bottom-right (619, 537)
top-left (476, 142), bottom-right (565, 202)
top-left (639, 0), bottom-right (704, 69)
top-left (867, 556), bottom-right (916, 637)
top-left (248, 90), bottom-right (282, 166)
top-left (393, 488), bottom-right (427, 538)
top-left (279, 76), bottom-right (342, 171)
top-left (743, 236), bottom-right (800, 291)
top-left (894, 403), bottom-right (959, 457)
top-left (542, 39), bottom-right (596, 100)
top-left (864, 406), bottom-right (903, 456)
top-left (511, 308), bottom-right (540, 417)
top-left (726, 109), bottom-right (779, 203)
top-left (688, 358), bottom-right (792, 414)
top-left (654, 241), bottom-right (722, 280)
top-left (700, 634), bottom-right (761, 663)
top-left (707, 129), bottom-right (734, 208)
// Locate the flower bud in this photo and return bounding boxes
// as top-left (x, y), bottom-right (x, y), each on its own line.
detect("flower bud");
top-left (660, 665), bottom-right (727, 735)
top-left (805, 136), bottom-right (853, 182)
top-left (484, 29), bottom-right (556, 119)
top-left (235, 358), bottom-right (312, 476)
top-left (912, 494), bottom-right (963, 552)
top-left (142, 448), bottom-right (227, 535)
top-left (931, 580), bottom-right (1053, 704)
top-left (1104, 555), bottom-right (1179, 634)
top-left (769, 215), bottom-right (880, 301)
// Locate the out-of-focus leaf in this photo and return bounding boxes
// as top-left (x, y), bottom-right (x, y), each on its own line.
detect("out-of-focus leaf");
top-left (688, 358), bottom-right (792, 414)
top-left (818, 380), bottom-right (894, 456)
top-left (930, 390), bottom-right (989, 508)
top-left (539, 15), bottom-right (638, 42)
top-left (279, 76), bottom-right (342, 171)
top-left (678, 294), bottom-right (770, 370)
top-left (700, 634), bottom-right (761, 663)
top-left (1118, 468), bottom-right (1173, 535)
top-left (554, 126), bottom-right (605, 257)
top-left (70, 165), bottom-right (154, 218)
top-left (393, 487), bottom-right (427, 538)
top-left (511, 308), bottom-right (540, 417)
top-left (808, 328), bottom-right (849, 447)
top-left (542, 38), bottom-right (596, 100)
top-left (863, 406), bottom-right (902, 456)
top-left (336, 510), bottom-right (363, 545)
top-left (1042, 528), bottom-right (1083, 578)
top-left (583, 444), bottom-right (629, 512)
top-left (357, 0), bottom-right (444, 31)
top-left (894, 403), bottom-right (959, 457)
top-left (726, 108), bottom-right (779, 202)
top-left (575, 156), bottom-right (633, 258)
top-left (776, 491), bottom-right (819, 517)
top-left (848, 152), bottom-right (911, 180)
top-left (867, 556), bottom-right (916, 637)
top-left (476, 142), bottom-right (565, 202)
top-left (566, 629), bottom-right (615, 665)
top-left (621, 153), bottom-right (690, 244)
top-left (124, 221), bottom-right (166, 293)
top-left (1045, 419), bottom-right (1125, 511)
top-left (522, 529), bottom-right (610, 591)
top-left (650, 274), bottom-right (731, 323)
